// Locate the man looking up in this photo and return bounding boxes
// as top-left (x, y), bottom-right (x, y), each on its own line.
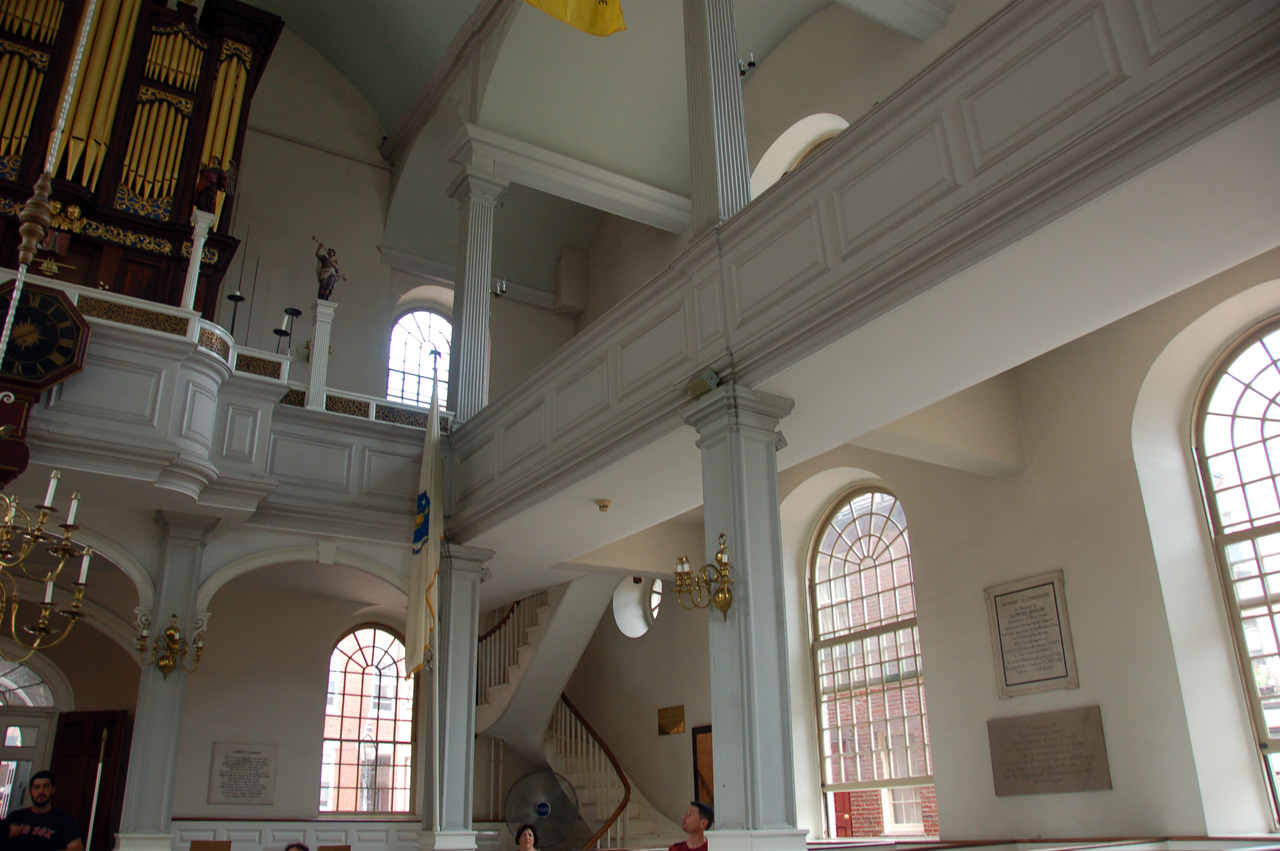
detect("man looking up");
top-left (6, 770), bottom-right (83, 851)
top-left (669, 801), bottom-right (714, 851)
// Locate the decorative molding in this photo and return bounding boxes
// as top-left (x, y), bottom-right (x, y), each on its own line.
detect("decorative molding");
top-left (378, 245), bottom-right (555, 310)
top-left (448, 123), bottom-right (693, 234)
top-left (834, 0), bottom-right (957, 40)
top-left (446, 0), bottom-right (1280, 542)
top-left (78, 296), bottom-right (189, 335)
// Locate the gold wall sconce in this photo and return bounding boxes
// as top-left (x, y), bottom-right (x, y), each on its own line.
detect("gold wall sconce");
top-left (674, 533), bottom-right (734, 620)
top-left (137, 613), bottom-right (203, 677)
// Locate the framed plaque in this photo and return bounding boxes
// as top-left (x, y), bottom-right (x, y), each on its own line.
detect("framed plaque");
top-left (208, 742), bottom-right (278, 805)
top-left (985, 569), bottom-right (1078, 698)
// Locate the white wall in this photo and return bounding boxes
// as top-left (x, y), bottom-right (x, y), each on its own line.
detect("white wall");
top-left (173, 582), bottom-right (413, 819)
top-left (220, 28), bottom-right (394, 398)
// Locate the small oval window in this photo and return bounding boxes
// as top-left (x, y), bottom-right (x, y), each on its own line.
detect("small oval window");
top-left (613, 577), bottom-right (663, 638)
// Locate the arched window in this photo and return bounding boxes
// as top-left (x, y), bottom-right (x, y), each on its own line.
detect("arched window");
top-left (388, 310), bottom-right (451, 409)
top-left (811, 489), bottom-right (935, 837)
top-left (320, 626), bottom-right (414, 813)
top-left (1196, 321), bottom-right (1280, 806)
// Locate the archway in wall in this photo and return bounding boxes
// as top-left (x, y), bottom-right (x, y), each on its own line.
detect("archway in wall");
top-left (1131, 275), bottom-right (1280, 834)
top-left (751, 113), bottom-right (849, 198)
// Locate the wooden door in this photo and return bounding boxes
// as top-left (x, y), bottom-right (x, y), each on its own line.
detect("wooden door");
top-left (50, 710), bottom-right (131, 851)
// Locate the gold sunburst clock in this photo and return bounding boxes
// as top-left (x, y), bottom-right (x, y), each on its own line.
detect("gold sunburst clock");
top-left (0, 282), bottom-right (90, 488)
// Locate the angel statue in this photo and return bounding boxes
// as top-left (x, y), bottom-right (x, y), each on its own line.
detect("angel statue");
top-left (312, 236), bottom-right (347, 300)
top-left (194, 157), bottom-right (237, 214)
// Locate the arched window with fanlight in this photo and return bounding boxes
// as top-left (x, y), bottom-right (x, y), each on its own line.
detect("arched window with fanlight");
top-left (387, 310), bottom-right (451, 409)
top-left (320, 626), bottom-right (414, 813)
top-left (1195, 320), bottom-right (1280, 810)
top-left (810, 488), bottom-right (936, 838)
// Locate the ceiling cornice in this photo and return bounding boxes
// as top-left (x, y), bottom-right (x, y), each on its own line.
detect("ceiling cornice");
top-left (448, 122), bottom-right (693, 234)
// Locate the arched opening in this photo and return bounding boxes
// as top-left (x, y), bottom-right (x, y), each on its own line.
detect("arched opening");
top-left (388, 310), bottom-right (452, 409)
top-left (751, 113), bottom-right (850, 197)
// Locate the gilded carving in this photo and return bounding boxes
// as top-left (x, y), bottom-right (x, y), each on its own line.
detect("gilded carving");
top-left (80, 220), bottom-right (174, 255)
top-left (0, 40), bottom-right (50, 71)
top-left (179, 241), bottom-right (219, 264)
top-left (77, 296), bottom-right (189, 336)
top-left (0, 155), bottom-right (19, 181)
top-left (114, 185), bottom-right (173, 221)
top-left (324, 395), bottom-right (370, 419)
top-left (48, 201), bottom-right (86, 233)
top-left (198, 328), bottom-right (230, 362)
top-left (220, 40), bottom-right (254, 68)
top-left (235, 354), bottom-right (282, 379)
top-left (137, 85), bottom-right (193, 116)
top-left (374, 405), bottom-right (431, 429)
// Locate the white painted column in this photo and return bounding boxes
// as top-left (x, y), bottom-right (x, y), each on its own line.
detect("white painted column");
top-left (419, 544), bottom-right (492, 851)
top-left (117, 512), bottom-right (221, 851)
top-left (181, 210), bottom-right (217, 311)
top-left (447, 167), bottom-right (508, 422)
top-left (684, 0), bottom-right (751, 235)
top-left (682, 383), bottom-right (807, 851)
top-left (306, 298), bottom-right (336, 411)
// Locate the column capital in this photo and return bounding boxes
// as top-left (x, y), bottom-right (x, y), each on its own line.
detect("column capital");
top-left (153, 511), bottom-right (220, 542)
top-left (188, 208), bottom-right (216, 232)
top-left (443, 543), bottom-right (495, 578)
top-left (313, 297), bottom-right (337, 321)
top-left (448, 166), bottom-right (509, 206)
top-left (681, 382), bottom-right (794, 441)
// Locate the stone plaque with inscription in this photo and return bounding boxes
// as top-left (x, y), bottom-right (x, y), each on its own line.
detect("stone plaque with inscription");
top-left (985, 569), bottom-right (1078, 698)
top-left (208, 742), bottom-right (278, 805)
top-left (987, 706), bottom-right (1111, 796)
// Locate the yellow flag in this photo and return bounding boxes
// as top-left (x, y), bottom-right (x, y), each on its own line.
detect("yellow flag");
top-left (524, 0), bottom-right (625, 36)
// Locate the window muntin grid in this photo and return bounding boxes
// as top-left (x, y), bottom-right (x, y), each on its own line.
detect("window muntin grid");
top-left (387, 311), bottom-right (451, 410)
top-left (811, 489), bottom-right (932, 793)
top-left (321, 626), bottom-right (414, 813)
top-left (1199, 327), bottom-right (1280, 755)
top-left (0, 660), bottom-right (53, 707)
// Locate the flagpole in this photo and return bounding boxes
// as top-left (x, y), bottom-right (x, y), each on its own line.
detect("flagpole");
top-left (429, 351), bottom-right (442, 835)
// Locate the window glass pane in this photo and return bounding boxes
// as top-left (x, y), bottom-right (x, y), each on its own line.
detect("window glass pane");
top-left (321, 626), bottom-right (414, 813)
top-left (387, 311), bottom-right (451, 409)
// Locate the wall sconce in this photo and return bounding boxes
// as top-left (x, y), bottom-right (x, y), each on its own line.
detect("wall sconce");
top-left (137, 613), bottom-right (203, 678)
top-left (674, 533), bottom-right (734, 620)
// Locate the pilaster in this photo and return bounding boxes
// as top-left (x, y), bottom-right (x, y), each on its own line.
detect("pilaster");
top-left (118, 512), bottom-right (220, 845)
top-left (683, 0), bottom-right (751, 235)
top-left (447, 167), bottom-right (508, 422)
top-left (419, 544), bottom-right (492, 849)
top-left (681, 384), bottom-right (804, 850)
top-left (306, 298), bottom-right (337, 411)
top-left (181, 210), bottom-right (216, 312)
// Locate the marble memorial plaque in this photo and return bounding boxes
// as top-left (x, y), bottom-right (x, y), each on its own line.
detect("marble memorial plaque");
top-left (208, 742), bottom-right (278, 805)
top-left (987, 706), bottom-right (1111, 796)
top-left (985, 569), bottom-right (1078, 698)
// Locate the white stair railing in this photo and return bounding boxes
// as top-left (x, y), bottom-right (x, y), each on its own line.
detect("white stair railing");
top-left (476, 590), bottom-right (547, 706)
top-left (547, 694), bottom-right (630, 849)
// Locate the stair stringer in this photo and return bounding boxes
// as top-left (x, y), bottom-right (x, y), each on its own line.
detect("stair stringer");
top-left (476, 572), bottom-right (620, 755)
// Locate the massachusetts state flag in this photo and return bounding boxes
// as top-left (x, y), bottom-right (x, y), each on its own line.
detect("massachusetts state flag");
top-left (405, 365), bottom-right (442, 677)
top-left (524, 0), bottom-right (625, 36)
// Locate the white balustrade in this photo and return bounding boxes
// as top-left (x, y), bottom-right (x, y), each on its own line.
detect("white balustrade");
top-left (475, 590), bottom-right (546, 706)
top-left (547, 697), bottom-right (630, 849)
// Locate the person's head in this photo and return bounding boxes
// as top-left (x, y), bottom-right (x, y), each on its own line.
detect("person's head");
top-left (327, 249), bottom-right (336, 258)
top-left (681, 801), bottom-right (713, 835)
top-left (29, 770), bottom-right (55, 809)
top-left (284, 844), bottom-right (310, 851)
top-left (514, 824), bottom-right (537, 850)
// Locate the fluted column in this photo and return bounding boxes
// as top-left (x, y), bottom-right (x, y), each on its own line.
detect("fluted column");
top-left (684, 0), bottom-right (751, 235)
top-left (682, 383), bottom-right (807, 851)
top-left (419, 544), bottom-right (492, 851)
top-left (181, 210), bottom-right (216, 311)
top-left (117, 512), bottom-right (220, 851)
top-left (447, 167), bottom-right (508, 422)
top-left (306, 298), bottom-right (336, 411)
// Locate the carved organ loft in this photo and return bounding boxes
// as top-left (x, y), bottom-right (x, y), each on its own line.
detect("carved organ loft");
top-left (0, 0), bottom-right (280, 318)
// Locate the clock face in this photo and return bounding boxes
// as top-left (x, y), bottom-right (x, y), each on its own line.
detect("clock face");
top-left (0, 284), bottom-right (89, 390)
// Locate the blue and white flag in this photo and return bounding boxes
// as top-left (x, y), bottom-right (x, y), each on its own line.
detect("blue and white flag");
top-left (406, 364), bottom-right (442, 677)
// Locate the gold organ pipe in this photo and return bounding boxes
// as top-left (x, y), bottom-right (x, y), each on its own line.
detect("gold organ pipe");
top-left (32, 0), bottom-right (46, 42)
top-left (0, 58), bottom-right (29, 154)
top-left (19, 0), bottom-right (32, 38)
top-left (156, 32), bottom-right (170, 83)
top-left (119, 100), bottom-right (143, 188)
top-left (130, 100), bottom-right (153, 191)
top-left (0, 53), bottom-right (17, 150)
top-left (165, 111), bottom-right (186, 197)
top-left (169, 35), bottom-right (183, 87)
top-left (147, 101), bottom-right (174, 198)
top-left (176, 36), bottom-right (191, 89)
top-left (16, 66), bottom-right (41, 156)
top-left (145, 31), bottom-right (159, 79)
top-left (48, 0), bottom-right (60, 40)
top-left (199, 57), bottom-right (228, 165)
top-left (86, 0), bottom-right (138, 189)
top-left (152, 106), bottom-right (176, 198)
top-left (63, 0), bottom-right (119, 179)
top-left (134, 96), bottom-right (158, 193)
top-left (208, 59), bottom-right (237, 164)
top-left (35, 0), bottom-right (50, 42)
top-left (1, 4), bottom-right (13, 34)
top-left (10, 0), bottom-right (24, 37)
top-left (219, 62), bottom-right (245, 164)
top-left (159, 31), bottom-right (175, 85)
top-left (185, 43), bottom-right (202, 90)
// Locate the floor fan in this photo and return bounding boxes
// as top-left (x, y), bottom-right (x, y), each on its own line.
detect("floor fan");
top-left (504, 770), bottom-right (580, 849)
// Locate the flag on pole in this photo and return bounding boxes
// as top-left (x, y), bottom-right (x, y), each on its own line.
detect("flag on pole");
top-left (524, 0), bottom-right (625, 36)
top-left (406, 359), bottom-right (443, 678)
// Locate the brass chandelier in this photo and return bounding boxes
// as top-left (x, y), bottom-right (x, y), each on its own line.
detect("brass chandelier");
top-left (0, 469), bottom-right (92, 662)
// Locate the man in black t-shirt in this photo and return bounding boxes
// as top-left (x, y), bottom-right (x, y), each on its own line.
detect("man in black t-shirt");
top-left (5, 771), bottom-right (82, 851)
